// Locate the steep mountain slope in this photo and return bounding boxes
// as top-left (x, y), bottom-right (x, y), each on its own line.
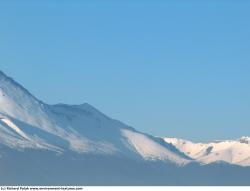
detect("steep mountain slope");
top-left (0, 70), bottom-right (189, 165)
top-left (164, 137), bottom-right (250, 166)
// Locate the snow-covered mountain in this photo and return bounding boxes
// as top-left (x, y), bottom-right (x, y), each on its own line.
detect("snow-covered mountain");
top-left (164, 137), bottom-right (250, 166)
top-left (1, 70), bottom-right (250, 186)
top-left (0, 70), bottom-right (190, 165)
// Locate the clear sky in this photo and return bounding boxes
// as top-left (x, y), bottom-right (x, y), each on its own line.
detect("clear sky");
top-left (0, 1), bottom-right (249, 141)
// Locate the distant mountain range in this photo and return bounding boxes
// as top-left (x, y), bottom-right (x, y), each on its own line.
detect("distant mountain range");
top-left (164, 137), bottom-right (250, 166)
top-left (0, 70), bottom-right (249, 186)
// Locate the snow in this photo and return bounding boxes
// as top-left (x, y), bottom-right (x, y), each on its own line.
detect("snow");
top-left (122, 129), bottom-right (189, 165)
top-left (0, 70), bottom-right (190, 165)
top-left (0, 118), bottom-right (62, 152)
top-left (0, 118), bottom-right (29, 140)
top-left (0, 72), bottom-right (59, 134)
top-left (1, 70), bottom-right (250, 185)
top-left (164, 137), bottom-right (250, 166)
top-left (1, 70), bottom-right (249, 167)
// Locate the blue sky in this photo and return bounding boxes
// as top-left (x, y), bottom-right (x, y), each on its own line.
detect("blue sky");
top-left (0, 1), bottom-right (249, 141)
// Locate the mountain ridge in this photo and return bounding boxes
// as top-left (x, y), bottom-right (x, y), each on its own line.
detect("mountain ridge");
top-left (1, 70), bottom-right (249, 166)
top-left (0, 70), bottom-right (190, 165)
top-left (1, 70), bottom-right (250, 185)
top-left (164, 137), bottom-right (250, 166)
